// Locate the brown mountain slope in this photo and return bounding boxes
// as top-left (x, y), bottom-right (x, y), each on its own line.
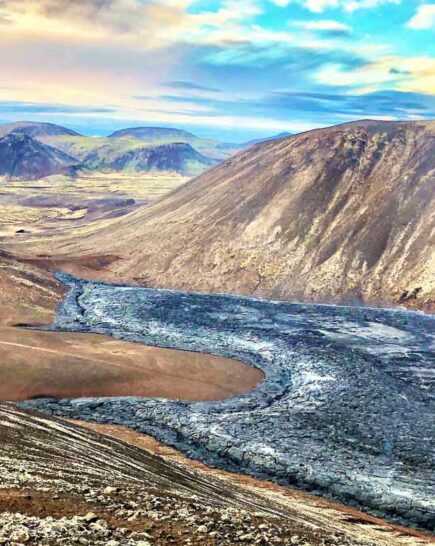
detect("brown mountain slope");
top-left (8, 120), bottom-right (435, 309)
top-left (0, 252), bottom-right (261, 402)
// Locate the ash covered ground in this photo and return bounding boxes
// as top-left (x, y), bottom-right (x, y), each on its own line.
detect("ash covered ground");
top-left (23, 273), bottom-right (435, 531)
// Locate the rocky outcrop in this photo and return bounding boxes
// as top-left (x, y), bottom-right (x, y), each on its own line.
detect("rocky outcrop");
top-left (82, 120), bottom-right (434, 310)
top-left (0, 133), bottom-right (80, 180)
top-left (23, 273), bottom-right (435, 531)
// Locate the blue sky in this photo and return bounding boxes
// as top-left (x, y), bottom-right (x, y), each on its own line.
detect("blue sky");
top-left (0, 0), bottom-right (433, 141)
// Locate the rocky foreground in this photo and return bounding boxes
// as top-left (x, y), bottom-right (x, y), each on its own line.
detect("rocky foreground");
top-left (3, 403), bottom-right (429, 546)
top-left (23, 274), bottom-right (435, 532)
top-left (0, 403), bottom-right (320, 546)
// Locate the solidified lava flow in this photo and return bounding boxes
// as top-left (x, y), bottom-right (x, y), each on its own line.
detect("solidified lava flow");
top-left (22, 273), bottom-right (435, 531)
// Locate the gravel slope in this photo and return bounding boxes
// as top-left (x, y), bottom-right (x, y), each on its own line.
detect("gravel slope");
top-left (1, 403), bottom-right (432, 545)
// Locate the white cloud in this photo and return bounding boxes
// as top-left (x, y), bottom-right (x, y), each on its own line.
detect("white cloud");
top-left (271, 0), bottom-right (340, 10)
top-left (271, 0), bottom-right (400, 11)
top-left (306, 0), bottom-right (339, 11)
top-left (406, 4), bottom-right (435, 30)
top-left (315, 56), bottom-right (435, 94)
top-left (343, 0), bottom-right (400, 11)
top-left (294, 19), bottom-right (351, 31)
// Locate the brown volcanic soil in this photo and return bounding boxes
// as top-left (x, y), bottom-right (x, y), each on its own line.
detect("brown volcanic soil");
top-left (0, 253), bottom-right (262, 402)
top-left (0, 328), bottom-right (262, 401)
top-left (14, 120), bottom-right (432, 310)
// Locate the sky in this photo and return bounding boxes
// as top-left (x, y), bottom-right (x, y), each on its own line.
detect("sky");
top-left (0, 0), bottom-right (434, 142)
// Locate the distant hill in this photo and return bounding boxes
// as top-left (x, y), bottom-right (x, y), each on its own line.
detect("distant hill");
top-left (108, 126), bottom-right (197, 142)
top-left (0, 133), bottom-right (80, 180)
top-left (1, 122), bottom-right (293, 179)
top-left (98, 142), bottom-right (216, 176)
top-left (0, 121), bottom-right (81, 139)
top-left (242, 132), bottom-right (293, 147)
top-left (81, 120), bottom-right (435, 310)
top-left (106, 126), bottom-right (241, 162)
top-left (42, 127), bottom-right (233, 175)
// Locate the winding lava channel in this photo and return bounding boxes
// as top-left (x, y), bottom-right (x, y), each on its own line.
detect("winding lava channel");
top-left (22, 273), bottom-right (435, 532)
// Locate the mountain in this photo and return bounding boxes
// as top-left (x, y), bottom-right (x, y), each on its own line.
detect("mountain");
top-left (83, 142), bottom-right (215, 176)
top-left (108, 126), bottom-right (197, 142)
top-left (0, 121), bottom-right (81, 139)
top-left (76, 120), bottom-right (434, 310)
top-left (242, 131), bottom-right (293, 147)
top-left (27, 124), bottom-right (238, 174)
top-left (0, 133), bottom-right (80, 180)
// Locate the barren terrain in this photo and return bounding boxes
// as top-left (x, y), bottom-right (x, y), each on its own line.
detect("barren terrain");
top-left (1, 403), bottom-right (433, 546)
top-left (0, 250), bottom-right (261, 403)
top-left (0, 172), bottom-right (187, 237)
top-left (24, 273), bottom-right (435, 531)
top-left (1, 172), bottom-right (262, 401)
top-left (0, 119), bottom-right (434, 544)
top-left (9, 120), bottom-right (432, 310)
top-left (0, 327), bottom-right (262, 402)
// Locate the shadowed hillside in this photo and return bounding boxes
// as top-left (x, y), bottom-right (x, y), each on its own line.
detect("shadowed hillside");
top-left (0, 133), bottom-right (80, 180)
top-left (90, 142), bottom-right (216, 176)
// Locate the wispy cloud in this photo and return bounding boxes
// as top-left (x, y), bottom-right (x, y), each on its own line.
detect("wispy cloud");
top-left (271, 0), bottom-right (400, 12)
top-left (164, 80), bottom-right (223, 92)
top-left (292, 19), bottom-right (352, 36)
top-left (261, 89), bottom-right (435, 118)
top-left (159, 87), bottom-right (435, 122)
top-left (316, 56), bottom-right (435, 94)
top-left (0, 100), bottom-right (115, 114)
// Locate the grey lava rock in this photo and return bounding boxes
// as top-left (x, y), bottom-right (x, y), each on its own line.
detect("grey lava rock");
top-left (22, 273), bottom-right (435, 531)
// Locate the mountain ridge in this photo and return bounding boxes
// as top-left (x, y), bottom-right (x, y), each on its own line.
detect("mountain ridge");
top-left (242, 131), bottom-right (293, 147)
top-left (69, 119), bottom-right (434, 310)
top-left (100, 142), bottom-right (216, 175)
top-left (107, 126), bottom-right (198, 141)
top-left (0, 121), bottom-right (239, 177)
top-left (0, 121), bottom-right (81, 138)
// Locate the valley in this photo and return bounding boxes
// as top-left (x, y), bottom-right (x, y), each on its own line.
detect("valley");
top-left (0, 119), bottom-right (434, 545)
top-left (5, 120), bottom-right (433, 311)
top-left (0, 172), bottom-right (188, 237)
top-left (1, 0), bottom-right (434, 542)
